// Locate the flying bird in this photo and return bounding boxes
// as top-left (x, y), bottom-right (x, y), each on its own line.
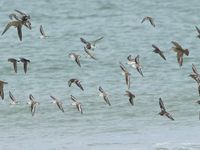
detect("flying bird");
top-left (119, 62), bottom-right (131, 89)
top-left (171, 41), bottom-right (189, 67)
top-left (158, 98), bottom-right (174, 121)
top-left (98, 86), bottom-right (111, 106)
top-left (9, 91), bottom-right (18, 105)
top-left (68, 79), bottom-right (84, 91)
top-left (127, 55), bottom-right (143, 77)
top-left (69, 53), bottom-right (81, 67)
top-left (29, 94), bottom-right (40, 116)
top-left (124, 91), bottom-right (135, 106)
top-left (39, 25), bottom-right (48, 39)
top-left (50, 96), bottom-right (64, 112)
top-left (0, 80), bottom-right (8, 100)
top-left (71, 95), bottom-right (83, 114)
top-left (80, 36), bottom-right (104, 50)
top-left (8, 58), bottom-right (19, 73)
top-left (152, 44), bottom-right (166, 60)
top-left (141, 16), bottom-right (155, 27)
top-left (20, 58), bottom-right (30, 73)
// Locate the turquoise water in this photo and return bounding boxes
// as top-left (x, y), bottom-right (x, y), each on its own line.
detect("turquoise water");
top-left (1, 0), bottom-right (200, 149)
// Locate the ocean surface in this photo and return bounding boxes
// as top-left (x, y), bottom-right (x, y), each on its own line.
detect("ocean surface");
top-left (1, 0), bottom-right (200, 149)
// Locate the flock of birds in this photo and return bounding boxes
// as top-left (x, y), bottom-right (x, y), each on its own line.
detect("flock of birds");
top-left (1, 10), bottom-right (200, 120)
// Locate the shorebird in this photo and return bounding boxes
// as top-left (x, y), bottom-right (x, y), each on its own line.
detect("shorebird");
top-left (71, 95), bottom-right (83, 114)
top-left (152, 44), bottom-right (166, 60)
top-left (9, 91), bottom-right (18, 105)
top-left (124, 91), bottom-right (135, 106)
top-left (195, 26), bottom-right (200, 38)
top-left (189, 64), bottom-right (200, 95)
top-left (0, 80), bottom-right (8, 100)
top-left (127, 55), bottom-right (144, 77)
top-left (69, 53), bottom-right (81, 67)
top-left (98, 86), bottom-right (111, 106)
top-left (39, 25), bottom-right (48, 39)
top-left (29, 94), bottom-right (40, 116)
top-left (8, 58), bottom-right (19, 73)
top-left (84, 47), bottom-right (97, 60)
top-left (158, 98), bottom-right (174, 121)
top-left (68, 79), bottom-right (84, 91)
top-left (50, 96), bottom-right (64, 112)
top-left (119, 62), bottom-right (131, 89)
top-left (171, 41), bottom-right (189, 67)
top-left (80, 36), bottom-right (104, 50)
top-left (19, 58), bottom-right (30, 73)
top-left (141, 16), bottom-right (155, 27)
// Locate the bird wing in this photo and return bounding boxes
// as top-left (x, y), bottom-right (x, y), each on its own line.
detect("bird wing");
top-left (2, 23), bottom-right (12, 35)
top-left (136, 67), bottom-right (144, 77)
top-left (103, 95), bottom-right (111, 106)
top-left (149, 18), bottom-right (155, 27)
top-left (0, 84), bottom-right (4, 100)
top-left (159, 98), bottom-right (166, 111)
top-left (152, 44), bottom-right (159, 50)
top-left (9, 91), bottom-right (16, 102)
top-left (127, 55), bottom-right (134, 61)
top-left (56, 101), bottom-right (64, 112)
top-left (135, 55), bottom-right (140, 64)
top-left (77, 104), bottom-right (83, 114)
top-left (125, 73), bottom-right (130, 89)
top-left (29, 94), bottom-right (35, 101)
top-left (192, 64), bottom-right (199, 74)
top-left (171, 41), bottom-right (182, 49)
top-left (80, 37), bottom-right (88, 44)
top-left (75, 56), bottom-right (81, 67)
top-left (159, 52), bottom-right (166, 60)
top-left (40, 25), bottom-right (45, 36)
top-left (15, 9), bottom-right (27, 16)
top-left (23, 61), bottom-right (28, 73)
top-left (177, 52), bottom-right (183, 67)
top-left (141, 17), bottom-right (146, 23)
top-left (195, 26), bottom-right (200, 34)
top-left (165, 112), bottom-right (175, 121)
top-left (119, 62), bottom-right (127, 72)
top-left (71, 95), bottom-right (77, 103)
top-left (13, 60), bottom-right (18, 73)
top-left (76, 81), bottom-right (84, 91)
top-left (17, 25), bottom-right (22, 41)
top-left (99, 86), bottom-right (104, 93)
top-left (92, 36), bottom-right (104, 44)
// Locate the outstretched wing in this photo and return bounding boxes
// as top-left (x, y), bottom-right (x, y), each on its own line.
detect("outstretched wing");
top-left (171, 41), bottom-right (182, 49)
top-left (17, 25), bottom-right (22, 41)
top-left (40, 25), bottom-right (45, 36)
top-left (2, 23), bottom-right (12, 35)
top-left (192, 64), bottom-right (199, 74)
top-left (152, 44), bottom-right (159, 50)
top-left (159, 98), bottom-right (166, 111)
top-left (195, 26), bottom-right (200, 34)
top-left (149, 18), bottom-right (155, 27)
top-left (80, 37), bottom-right (88, 44)
top-left (92, 36), bottom-right (104, 44)
top-left (9, 91), bottom-right (16, 102)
